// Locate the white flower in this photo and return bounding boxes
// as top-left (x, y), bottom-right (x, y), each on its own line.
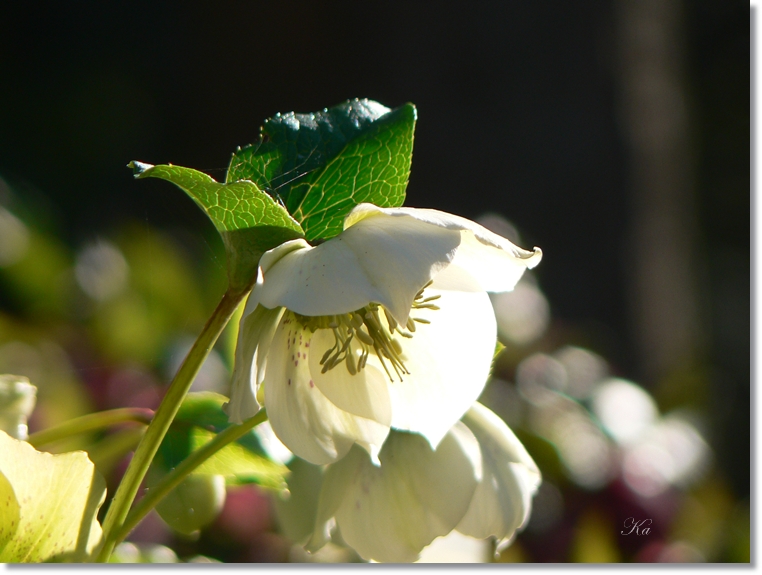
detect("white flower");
top-left (225, 203), bottom-right (541, 465)
top-left (304, 402), bottom-right (541, 563)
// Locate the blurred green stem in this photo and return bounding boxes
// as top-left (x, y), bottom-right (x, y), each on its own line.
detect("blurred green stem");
top-left (27, 407), bottom-right (153, 448)
top-left (95, 288), bottom-right (247, 563)
top-left (116, 409), bottom-right (268, 543)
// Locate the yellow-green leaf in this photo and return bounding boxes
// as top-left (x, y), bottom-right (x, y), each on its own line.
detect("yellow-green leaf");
top-left (155, 392), bottom-right (289, 490)
top-left (0, 430), bottom-right (106, 563)
top-left (129, 162), bottom-right (305, 290)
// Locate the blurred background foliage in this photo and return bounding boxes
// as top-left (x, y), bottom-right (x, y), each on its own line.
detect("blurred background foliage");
top-left (0, 0), bottom-right (749, 563)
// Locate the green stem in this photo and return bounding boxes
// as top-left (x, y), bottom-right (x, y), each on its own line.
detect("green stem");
top-left (95, 288), bottom-right (247, 563)
top-left (27, 408), bottom-right (153, 448)
top-left (116, 410), bottom-right (268, 543)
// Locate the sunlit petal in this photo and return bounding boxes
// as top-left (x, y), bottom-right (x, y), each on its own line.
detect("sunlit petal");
top-left (345, 204), bottom-right (542, 294)
top-left (369, 285), bottom-right (496, 448)
top-left (332, 211), bottom-right (461, 323)
top-left (256, 204), bottom-right (539, 325)
top-left (256, 236), bottom-right (387, 319)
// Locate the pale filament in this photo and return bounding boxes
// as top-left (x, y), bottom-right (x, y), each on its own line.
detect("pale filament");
top-left (293, 281), bottom-right (440, 381)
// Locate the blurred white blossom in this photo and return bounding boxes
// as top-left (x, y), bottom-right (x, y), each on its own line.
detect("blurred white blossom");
top-left (304, 402), bottom-right (540, 563)
top-left (591, 378), bottom-right (659, 445)
top-left (0, 374), bottom-right (36, 440)
top-left (75, 239), bottom-right (129, 301)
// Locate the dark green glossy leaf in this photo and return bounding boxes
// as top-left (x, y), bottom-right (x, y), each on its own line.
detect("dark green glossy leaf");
top-left (227, 99), bottom-right (416, 241)
top-left (129, 162), bottom-right (304, 290)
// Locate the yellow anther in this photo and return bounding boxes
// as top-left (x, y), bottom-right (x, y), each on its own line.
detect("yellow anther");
top-left (346, 350), bottom-right (357, 375)
top-left (292, 284), bottom-right (439, 380)
top-left (320, 347), bottom-right (334, 365)
top-left (355, 328), bottom-right (374, 346)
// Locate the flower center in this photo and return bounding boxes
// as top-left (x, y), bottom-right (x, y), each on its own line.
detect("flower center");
top-left (292, 281), bottom-right (440, 381)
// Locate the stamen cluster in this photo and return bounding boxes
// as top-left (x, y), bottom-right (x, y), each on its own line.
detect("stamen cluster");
top-left (293, 281), bottom-right (441, 381)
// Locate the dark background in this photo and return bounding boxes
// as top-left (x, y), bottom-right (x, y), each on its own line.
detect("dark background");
top-left (0, 0), bottom-right (749, 504)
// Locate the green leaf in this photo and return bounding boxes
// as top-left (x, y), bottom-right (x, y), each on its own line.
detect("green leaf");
top-left (129, 162), bottom-right (305, 290)
top-left (154, 392), bottom-right (288, 490)
top-left (227, 99), bottom-right (416, 241)
top-left (0, 430), bottom-right (106, 562)
top-left (187, 427), bottom-right (283, 485)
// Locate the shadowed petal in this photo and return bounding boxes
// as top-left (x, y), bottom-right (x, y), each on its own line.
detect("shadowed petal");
top-left (456, 402), bottom-right (541, 550)
top-left (224, 305), bottom-right (284, 423)
top-left (308, 425), bottom-right (481, 563)
top-left (308, 329), bottom-right (392, 426)
top-left (264, 316), bottom-right (390, 465)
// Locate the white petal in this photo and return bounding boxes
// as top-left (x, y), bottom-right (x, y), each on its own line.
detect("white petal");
top-left (329, 211), bottom-right (463, 323)
top-left (345, 204), bottom-right (543, 294)
top-left (243, 238), bottom-right (312, 320)
top-left (256, 205), bottom-right (540, 326)
top-left (256, 213), bottom-right (459, 324)
top-left (256, 234), bottom-right (388, 319)
top-left (309, 426), bottom-right (481, 563)
top-left (264, 315), bottom-right (390, 465)
top-left (305, 450), bottom-right (359, 553)
top-left (308, 328), bottom-right (392, 426)
top-left (367, 285), bottom-right (496, 448)
top-left (416, 531), bottom-right (491, 563)
top-left (225, 238), bottom-right (315, 423)
top-left (224, 305), bottom-right (284, 423)
top-left (456, 402), bottom-right (541, 549)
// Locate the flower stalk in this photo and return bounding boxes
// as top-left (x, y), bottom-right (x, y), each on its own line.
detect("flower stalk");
top-left (95, 288), bottom-right (247, 563)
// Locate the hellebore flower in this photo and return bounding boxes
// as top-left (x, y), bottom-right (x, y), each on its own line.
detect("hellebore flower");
top-left (225, 203), bottom-right (541, 465)
top-left (304, 402), bottom-right (541, 563)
